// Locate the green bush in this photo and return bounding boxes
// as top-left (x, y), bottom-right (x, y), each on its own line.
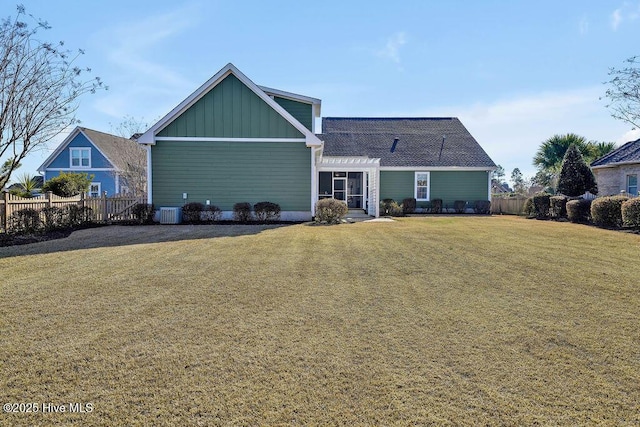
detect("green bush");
top-left (41, 206), bottom-right (66, 230)
top-left (253, 201), bottom-right (281, 222)
top-left (566, 199), bottom-right (592, 223)
top-left (431, 199), bottom-right (443, 214)
top-left (202, 205), bottom-right (222, 223)
top-left (132, 203), bottom-right (155, 225)
top-left (550, 195), bottom-right (568, 219)
top-left (66, 205), bottom-right (93, 226)
top-left (453, 200), bottom-right (467, 214)
top-left (9, 208), bottom-right (42, 234)
top-left (42, 172), bottom-right (93, 197)
top-left (233, 202), bottom-right (252, 222)
top-left (622, 198), bottom-right (640, 227)
top-left (182, 202), bottom-right (204, 223)
top-left (315, 198), bottom-right (348, 224)
top-left (474, 200), bottom-right (491, 214)
top-left (401, 198), bottom-right (416, 214)
top-left (522, 197), bottom-right (535, 217)
top-left (380, 199), bottom-right (403, 216)
top-left (532, 193), bottom-right (551, 219)
top-left (591, 196), bottom-right (629, 228)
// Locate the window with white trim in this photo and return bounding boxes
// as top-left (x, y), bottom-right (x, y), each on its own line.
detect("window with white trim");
top-left (627, 174), bottom-right (638, 196)
top-left (70, 148), bottom-right (90, 168)
top-left (415, 172), bottom-right (430, 201)
top-left (89, 182), bottom-right (101, 198)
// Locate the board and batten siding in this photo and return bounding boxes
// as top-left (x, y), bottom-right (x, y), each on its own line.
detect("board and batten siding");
top-left (152, 141), bottom-right (311, 210)
top-left (157, 74), bottom-right (304, 139)
top-left (273, 96), bottom-right (313, 131)
top-left (380, 170), bottom-right (490, 207)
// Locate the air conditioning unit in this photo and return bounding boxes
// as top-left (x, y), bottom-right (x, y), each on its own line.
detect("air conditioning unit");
top-left (159, 207), bottom-right (182, 224)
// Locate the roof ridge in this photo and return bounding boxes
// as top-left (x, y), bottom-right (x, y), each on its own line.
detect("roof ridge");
top-left (323, 117), bottom-right (457, 121)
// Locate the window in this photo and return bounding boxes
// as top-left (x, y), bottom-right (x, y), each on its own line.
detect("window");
top-left (627, 174), bottom-right (638, 196)
top-left (89, 182), bottom-right (101, 198)
top-left (70, 148), bottom-right (90, 168)
top-left (415, 172), bottom-right (430, 201)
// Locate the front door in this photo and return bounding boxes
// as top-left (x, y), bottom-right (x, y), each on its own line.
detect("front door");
top-left (333, 174), bottom-right (346, 201)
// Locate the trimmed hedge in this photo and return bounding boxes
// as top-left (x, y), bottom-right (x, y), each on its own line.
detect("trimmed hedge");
top-left (202, 205), bottom-right (222, 222)
top-left (380, 199), bottom-right (403, 217)
top-left (402, 198), bottom-right (416, 214)
top-left (42, 206), bottom-right (66, 230)
top-left (453, 200), bottom-right (467, 214)
top-left (532, 193), bottom-right (551, 219)
top-left (233, 202), bottom-right (252, 222)
top-left (253, 201), bottom-right (281, 222)
top-left (550, 195), bottom-right (568, 219)
top-left (132, 203), bottom-right (155, 225)
top-left (622, 198), bottom-right (640, 227)
top-left (474, 200), bottom-right (491, 214)
top-left (431, 199), bottom-right (443, 214)
top-left (182, 202), bottom-right (205, 224)
top-left (566, 199), bottom-right (592, 223)
top-left (315, 198), bottom-right (348, 224)
top-left (591, 195), bottom-right (629, 228)
top-left (9, 208), bottom-right (41, 234)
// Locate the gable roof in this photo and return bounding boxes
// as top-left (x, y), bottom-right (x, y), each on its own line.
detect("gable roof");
top-left (137, 63), bottom-right (322, 147)
top-left (319, 117), bottom-right (496, 168)
top-left (591, 138), bottom-right (640, 168)
top-left (38, 127), bottom-right (145, 172)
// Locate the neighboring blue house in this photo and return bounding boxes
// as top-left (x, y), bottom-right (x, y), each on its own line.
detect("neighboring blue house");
top-left (38, 127), bottom-right (146, 197)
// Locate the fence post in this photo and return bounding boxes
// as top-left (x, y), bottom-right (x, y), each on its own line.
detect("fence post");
top-left (102, 191), bottom-right (108, 223)
top-left (2, 191), bottom-right (7, 232)
top-left (46, 191), bottom-right (53, 208)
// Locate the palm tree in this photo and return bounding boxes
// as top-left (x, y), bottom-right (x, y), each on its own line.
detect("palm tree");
top-left (10, 173), bottom-right (39, 198)
top-left (533, 133), bottom-right (590, 174)
top-left (585, 141), bottom-right (617, 164)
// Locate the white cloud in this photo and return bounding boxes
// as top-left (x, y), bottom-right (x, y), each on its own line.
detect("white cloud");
top-left (610, 2), bottom-right (640, 30)
top-left (376, 32), bottom-right (408, 64)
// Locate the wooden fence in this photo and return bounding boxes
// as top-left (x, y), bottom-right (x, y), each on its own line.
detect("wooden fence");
top-left (1, 192), bottom-right (145, 232)
top-left (491, 196), bottom-right (528, 215)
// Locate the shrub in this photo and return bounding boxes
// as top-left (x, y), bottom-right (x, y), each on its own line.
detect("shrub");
top-left (566, 199), bottom-right (592, 223)
top-left (202, 205), bottom-right (222, 223)
top-left (453, 200), bottom-right (467, 214)
top-left (182, 202), bottom-right (204, 224)
top-left (550, 195), bottom-right (568, 219)
top-left (132, 203), bottom-right (155, 225)
top-left (233, 202), bottom-right (252, 222)
top-left (42, 172), bottom-right (93, 197)
top-left (42, 206), bottom-right (66, 230)
top-left (9, 208), bottom-right (42, 234)
top-left (474, 200), bottom-right (491, 214)
top-left (314, 198), bottom-right (348, 224)
top-left (591, 196), bottom-right (629, 228)
top-left (532, 193), bottom-right (551, 219)
top-left (522, 197), bottom-right (535, 217)
top-left (65, 205), bottom-right (93, 226)
top-left (402, 198), bottom-right (416, 214)
top-left (253, 201), bottom-right (281, 222)
top-left (431, 198), bottom-right (443, 214)
top-left (622, 198), bottom-right (640, 227)
top-left (380, 199), bottom-right (404, 216)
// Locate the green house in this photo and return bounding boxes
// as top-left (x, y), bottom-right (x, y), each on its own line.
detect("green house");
top-left (138, 63), bottom-right (496, 220)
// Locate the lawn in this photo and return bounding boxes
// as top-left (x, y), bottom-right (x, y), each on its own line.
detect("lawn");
top-left (1, 216), bottom-right (639, 426)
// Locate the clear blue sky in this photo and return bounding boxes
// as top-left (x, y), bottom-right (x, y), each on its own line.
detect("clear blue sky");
top-left (9, 0), bottom-right (640, 185)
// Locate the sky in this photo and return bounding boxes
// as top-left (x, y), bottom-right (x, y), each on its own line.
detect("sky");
top-left (7, 0), bottom-right (640, 186)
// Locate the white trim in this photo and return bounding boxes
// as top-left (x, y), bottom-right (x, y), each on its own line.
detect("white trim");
top-left (43, 168), bottom-right (115, 172)
top-left (69, 147), bottom-right (91, 168)
top-left (311, 147), bottom-right (318, 216)
top-left (146, 145), bottom-right (152, 204)
top-left (137, 63), bottom-right (322, 148)
top-left (414, 171), bottom-right (430, 201)
top-left (258, 85), bottom-right (321, 106)
top-left (487, 171), bottom-right (492, 200)
top-left (154, 137), bottom-right (307, 143)
top-left (380, 166), bottom-right (494, 171)
top-left (38, 126), bottom-right (119, 172)
top-left (88, 182), bottom-right (101, 198)
top-left (592, 161), bottom-right (640, 169)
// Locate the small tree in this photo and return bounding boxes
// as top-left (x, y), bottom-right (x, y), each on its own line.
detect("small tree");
top-left (557, 144), bottom-right (598, 197)
top-left (109, 116), bottom-right (148, 196)
top-left (604, 55), bottom-right (640, 129)
top-left (511, 168), bottom-right (526, 194)
top-left (8, 173), bottom-right (39, 197)
top-left (42, 172), bottom-right (93, 197)
top-left (0, 5), bottom-right (105, 189)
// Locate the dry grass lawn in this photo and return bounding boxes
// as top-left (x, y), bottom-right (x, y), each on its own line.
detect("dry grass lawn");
top-left (1, 216), bottom-right (639, 426)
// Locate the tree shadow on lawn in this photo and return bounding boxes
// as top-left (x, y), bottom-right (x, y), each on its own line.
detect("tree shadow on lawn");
top-left (0, 223), bottom-right (294, 259)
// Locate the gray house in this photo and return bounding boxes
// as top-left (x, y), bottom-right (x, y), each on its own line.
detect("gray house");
top-left (591, 138), bottom-right (640, 196)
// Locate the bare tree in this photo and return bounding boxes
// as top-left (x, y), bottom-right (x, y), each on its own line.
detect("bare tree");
top-left (109, 116), bottom-right (149, 197)
top-left (605, 55), bottom-right (640, 129)
top-left (0, 5), bottom-right (105, 189)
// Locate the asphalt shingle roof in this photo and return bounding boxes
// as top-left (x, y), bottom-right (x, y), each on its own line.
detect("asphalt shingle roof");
top-left (319, 117), bottom-right (495, 168)
top-left (80, 128), bottom-right (145, 170)
top-left (591, 138), bottom-right (640, 167)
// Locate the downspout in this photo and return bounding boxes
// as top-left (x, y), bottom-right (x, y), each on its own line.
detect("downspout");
top-left (145, 145), bottom-right (152, 204)
top-left (310, 146), bottom-right (321, 217)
